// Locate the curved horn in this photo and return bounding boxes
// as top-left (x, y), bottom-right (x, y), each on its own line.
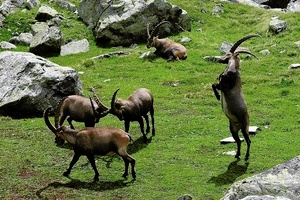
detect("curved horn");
top-left (150, 21), bottom-right (171, 38)
top-left (43, 107), bottom-right (57, 134)
top-left (147, 23), bottom-right (151, 38)
top-left (110, 88), bottom-right (120, 114)
top-left (54, 96), bottom-right (68, 128)
top-left (234, 50), bottom-right (259, 59)
top-left (89, 95), bottom-right (97, 117)
top-left (91, 90), bottom-right (109, 111)
top-left (230, 34), bottom-right (261, 53)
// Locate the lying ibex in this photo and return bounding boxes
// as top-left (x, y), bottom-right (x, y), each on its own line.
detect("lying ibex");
top-left (44, 107), bottom-right (136, 182)
top-left (147, 21), bottom-right (187, 61)
top-left (110, 88), bottom-right (155, 143)
top-left (212, 34), bottom-right (261, 161)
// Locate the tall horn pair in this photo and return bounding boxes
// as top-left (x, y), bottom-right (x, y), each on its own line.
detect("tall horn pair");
top-left (229, 34), bottom-right (261, 54)
top-left (147, 21), bottom-right (171, 38)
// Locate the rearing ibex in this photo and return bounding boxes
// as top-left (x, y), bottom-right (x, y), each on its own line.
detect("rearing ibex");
top-left (212, 34), bottom-right (261, 161)
top-left (147, 21), bottom-right (187, 61)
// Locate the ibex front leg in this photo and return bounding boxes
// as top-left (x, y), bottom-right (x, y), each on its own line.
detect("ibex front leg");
top-left (212, 83), bottom-right (221, 100)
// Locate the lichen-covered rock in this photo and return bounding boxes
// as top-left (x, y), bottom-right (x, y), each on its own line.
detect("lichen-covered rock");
top-left (78, 0), bottom-right (190, 46)
top-left (222, 156), bottom-right (300, 200)
top-left (269, 16), bottom-right (287, 34)
top-left (29, 26), bottom-right (64, 56)
top-left (60, 39), bottom-right (90, 56)
top-left (0, 51), bottom-right (82, 118)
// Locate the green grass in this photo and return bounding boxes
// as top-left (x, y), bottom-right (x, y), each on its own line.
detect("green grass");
top-left (1, 0), bottom-right (300, 199)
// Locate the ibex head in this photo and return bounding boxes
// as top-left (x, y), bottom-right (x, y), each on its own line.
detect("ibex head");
top-left (146, 21), bottom-right (170, 48)
top-left (110, 88), bottom-right (125, 121)
top-left (218, 34), bottom-right (261, 64)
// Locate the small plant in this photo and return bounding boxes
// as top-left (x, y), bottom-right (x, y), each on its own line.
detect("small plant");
top-left (82, 59), bottom-right (95, 68)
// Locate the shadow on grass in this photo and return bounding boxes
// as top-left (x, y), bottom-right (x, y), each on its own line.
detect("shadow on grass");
top-left (207, 159), bottom-right (249, 185)
top-left (128, 134), bottom-right (153, 154)
top-left (36, 178), bottom-right (135, 198)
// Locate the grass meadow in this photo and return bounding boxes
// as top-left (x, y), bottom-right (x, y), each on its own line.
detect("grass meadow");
top-left (0, 0), bottom-right (299, 199)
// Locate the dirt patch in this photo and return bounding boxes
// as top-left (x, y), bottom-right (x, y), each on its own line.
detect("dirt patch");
top-left (19, 168), bottom-right (35, 179)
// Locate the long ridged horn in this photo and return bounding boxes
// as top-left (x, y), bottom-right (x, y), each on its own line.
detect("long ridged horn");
top-left (43, 107), bottom-right (57, 134)
top-left (111, 88), bottom-right (120, 114)
top-left (89, 87), bottom-right (109, 111)
top-left (230, 34), bottom-right (261, 53)
top-left (150, 21), bottom-right (171, 38)
top-left (234, 50), bottom-right (259, 59)
top-left (54, 96), bottom-right (68, 128)
top-left (89, 95), bottom-right (97, 118)
top-left (147, 23), bottom-right (151, 38)
top-left (94, 93), bottom-right (109, 111)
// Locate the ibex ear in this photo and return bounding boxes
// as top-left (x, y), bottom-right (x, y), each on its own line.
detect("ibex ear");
top-left (115, 102), bottom-right (122, 110)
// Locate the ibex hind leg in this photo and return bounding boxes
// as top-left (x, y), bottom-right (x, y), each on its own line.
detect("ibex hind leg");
top-left (150, 107), bottom-right (155, 136)
top-left (138, 117), bottom-right (147, 143)
top-left (121, 157), bottom-right (129, 178)
top-left (86, 154), bottom-right (99, 182)
top-left (120, 152), bottom-right (136, 179)
top-left (241, 127), bottom-right (251, 161)
top-left (229, 122), bottom-right (241, 159)
top-left (143, 114), bottom-right (150, 134)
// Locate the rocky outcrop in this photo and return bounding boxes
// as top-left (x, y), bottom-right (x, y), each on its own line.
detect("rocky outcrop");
top-left (222, 156), bottom-right (300, 200)
top-left (78, 0), bottom-right (191, 46)
top-left (9, 32), bottom-right (33, 45)
top-left (0, 41), bottom-right (16, 49)
top-left (0, 51), bottom-right (82, 118)
top-left (222, 0), bottom-right (300, 11)
top-left (269, 16), bottom-right (287, 34)
top-left (60, 39), bottom-right (90, 56)
top-left (0, 0), bottom-right (39, 29)
top-left (29, 25), bottom-right (64, 56)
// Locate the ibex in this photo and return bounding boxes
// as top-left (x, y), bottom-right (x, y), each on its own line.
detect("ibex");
top-left (109, 88), bottom-right (155, 143)
top-left (212, 34), bottom-right (261, 161)
top-left (147, 21), bottom-right (187, 61)
top-left (44, 107), bottom-right (136, 182)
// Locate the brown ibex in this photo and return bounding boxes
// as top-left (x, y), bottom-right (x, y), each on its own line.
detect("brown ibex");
top-left (109, 88), bottom-right (155, 143)
top-left (212, 34), bottom-right (261, 161)
top-left (55, 94), bottom-right (109, 128)
top-left (147, 21), bottom-right (187, 61)
top-left (54, 92), bottom-right (110, 144)
top-left (44, 107), bottom-right (136, 182)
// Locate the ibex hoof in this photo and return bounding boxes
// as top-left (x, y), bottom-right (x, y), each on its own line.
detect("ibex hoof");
top-left (122, 173), bottom-right (128, 178)
top-left (93, 176), bottom-right (99, 182)
top-left (143, 137), bottom-right (148, 143)
top-left (132, 173), bottom-right (136, 180)
top-left (245, 155), bottom-right (250, 161)
top-left (63, 171), bottom-right (70, 177)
